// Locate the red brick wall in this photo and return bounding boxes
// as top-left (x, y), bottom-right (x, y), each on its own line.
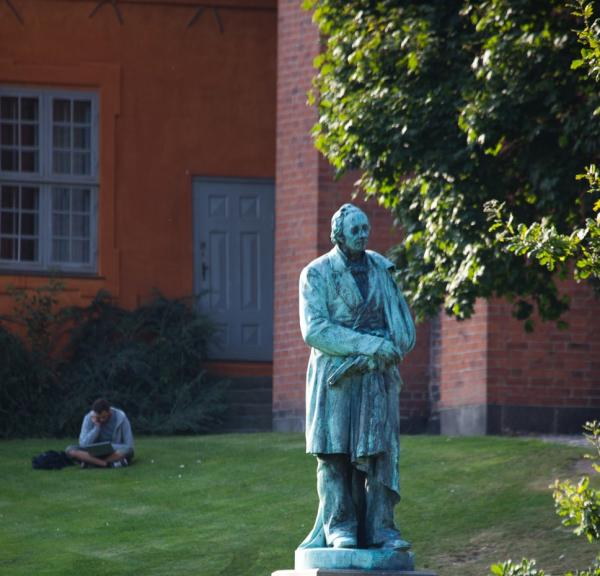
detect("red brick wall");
top-left (275, 0), bottom-right (600, 435)
top-left (438, 283), bottom-right (600, 434)
top-left (488, 281), bottom-right (600, 409)
top-left (273, 0), bottom-right (321, 431)
top-left (438, 300), bottom-right (489, 409)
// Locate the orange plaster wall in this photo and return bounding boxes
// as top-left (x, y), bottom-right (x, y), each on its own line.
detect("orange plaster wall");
top-left (0, 0), bottom-right (276, 310)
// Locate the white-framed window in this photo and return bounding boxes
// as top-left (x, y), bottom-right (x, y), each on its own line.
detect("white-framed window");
top-left (0, 87), bottom-right (98, 274)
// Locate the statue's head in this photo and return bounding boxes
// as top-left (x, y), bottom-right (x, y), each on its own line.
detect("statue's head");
top-left (330, 203), bottom-right (371, 258)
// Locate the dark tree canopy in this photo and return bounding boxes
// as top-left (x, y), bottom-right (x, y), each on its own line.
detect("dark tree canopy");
top-left (305, 0), bottom-right (600, 325)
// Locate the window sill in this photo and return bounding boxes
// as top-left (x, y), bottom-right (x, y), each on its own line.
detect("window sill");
top-left (0, 268), bottom-right (104, 280)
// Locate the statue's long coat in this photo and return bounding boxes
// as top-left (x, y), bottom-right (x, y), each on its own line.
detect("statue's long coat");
top-left (299, 246), bottom-right (416, 538)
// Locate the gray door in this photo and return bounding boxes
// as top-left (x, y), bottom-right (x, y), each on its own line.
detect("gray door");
top-left (193, 178), bottom-right (274, 361)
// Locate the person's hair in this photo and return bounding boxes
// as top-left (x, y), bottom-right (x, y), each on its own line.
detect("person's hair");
top-left (330, 203), bottom-right (368, 246)
top-left (92, 398), bottom-right (111, 414)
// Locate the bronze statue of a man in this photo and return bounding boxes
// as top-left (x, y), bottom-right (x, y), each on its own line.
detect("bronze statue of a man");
top-left (298, 203), bottom-right (416, 551)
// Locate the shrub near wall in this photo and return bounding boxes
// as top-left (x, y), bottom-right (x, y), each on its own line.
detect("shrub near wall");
top-left (56, 292), bottom-right (228, 437)
top-left (0, 326), bottom-right (48, 438)
top-left (0, 280), bottom-right (65, 438)
top-left (0, 287), bottom-right (228, 439)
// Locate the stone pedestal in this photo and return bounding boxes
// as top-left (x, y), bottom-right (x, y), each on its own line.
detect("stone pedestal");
top-left (272, 570), bottom-right (437, 576)
top-left (271, 547), bottom-right (437, 576)
top-left (295, 548), bottom-right (415, 571)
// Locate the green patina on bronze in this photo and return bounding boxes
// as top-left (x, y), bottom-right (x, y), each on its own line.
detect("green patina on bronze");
top-left (297, 204), bottom-right (416, 570)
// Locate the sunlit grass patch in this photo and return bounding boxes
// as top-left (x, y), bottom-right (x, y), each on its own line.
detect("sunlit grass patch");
top-left (0, 434), bottom-right (596, 576)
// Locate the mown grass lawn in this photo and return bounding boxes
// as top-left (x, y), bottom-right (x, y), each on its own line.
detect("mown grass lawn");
top-left (0, 434), bottom-right (596, 576)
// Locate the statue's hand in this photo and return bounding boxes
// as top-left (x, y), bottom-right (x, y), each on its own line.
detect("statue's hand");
top-left (352, 355), bottom-right (377, 373)
top-left (377, 340), bottom-right (402, 365)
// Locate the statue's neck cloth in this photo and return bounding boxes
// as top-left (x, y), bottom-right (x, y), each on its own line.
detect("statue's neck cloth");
top-left (339, 248), bottom-right (369, 300)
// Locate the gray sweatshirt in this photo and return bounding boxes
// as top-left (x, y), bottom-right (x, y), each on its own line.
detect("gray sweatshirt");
top-left (78, 407), bottom-right (134, 453)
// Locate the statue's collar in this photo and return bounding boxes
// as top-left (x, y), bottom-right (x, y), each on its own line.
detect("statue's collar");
top-left (334, 246), bottom-right (368, 270)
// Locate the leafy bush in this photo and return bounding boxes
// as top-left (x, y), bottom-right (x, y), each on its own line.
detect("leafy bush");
top-left (490, 421), bottom-right (600, 576)
top-left (0, 286), bottom-right (228, 438)
top-left (0, 280), bottom-right (65, 438)
top-left (55, 291), bottom-right (228, 437)
top-left (0, 326), bottom-right (48, 438)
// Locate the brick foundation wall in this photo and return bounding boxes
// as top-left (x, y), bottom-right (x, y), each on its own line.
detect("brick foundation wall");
top-left (486, 281), bottom-right (600, 434)
top-left (437, 301), bottom-right (489, 435)
top-left (438, 282), bottom-right (600, 435)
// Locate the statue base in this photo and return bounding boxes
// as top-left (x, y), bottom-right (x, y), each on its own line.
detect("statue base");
top-left (273, 569), bottom-right (436, 576)
top-left (292, 547), bottom-right (419, 571)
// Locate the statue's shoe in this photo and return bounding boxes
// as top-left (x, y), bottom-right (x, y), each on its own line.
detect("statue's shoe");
top-left (380, 537), bottom-right (411, 551)
top-left (330, 534), bottom-right (357, 549)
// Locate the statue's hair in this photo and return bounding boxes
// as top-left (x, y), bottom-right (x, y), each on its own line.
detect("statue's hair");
top-left (330, 203), bottom-right (368, 246)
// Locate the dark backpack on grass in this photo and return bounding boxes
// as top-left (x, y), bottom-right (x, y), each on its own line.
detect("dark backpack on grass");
top-left (32, 450), bottom-right (74, 470)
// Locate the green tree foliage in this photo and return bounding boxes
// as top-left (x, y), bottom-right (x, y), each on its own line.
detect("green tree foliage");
top-left (304, 0), bottom-right (600, 324)
top-left (490, 421), bottom-right (600, 576)
top-left (486, 1), bottom-right (600, 283)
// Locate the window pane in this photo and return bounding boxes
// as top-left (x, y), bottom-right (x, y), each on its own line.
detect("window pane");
top-left (20, 98), bottom-right (38, 121)
top-left (20, 150), bottom-right (38, 172)
top-left (73, 152), bottom-right (91, 175)
top-left (71, 239), bottom-right (90, 263)
top-left (0, 90), bottom-right (96, 271)
top-left (53, 125), bottom-right (71, 148)
top-left (0, 237), bottom-right (16, 259)
top-left (1, 211), bottom-right (15, 234)
top-left (53, 99), bottom-right (71, 122)
top-left (72, 213), bottom-right (89, 237)
top-left (1, 186), bottom-right (18, 208)
top-left (0, 185), bottom-right (39, 263)
top-left (52, 187), bottom-right (70, 210)
top-left (1, 148), bottom-right (18, 171)
top-left (21, 123), bottom-right (38, 147)
top-left (52, 238), bottom-right (69, 262)
top-left (53, 212), bottom-right (69, 236)
top-left (73, 127), bottom-right (90, 150)
top-left (1, 97), bottom-right (18, 120)
top-left (53, 151), bottom-right (71, 174)
top-left (72, 188), bottom-right (90, 212)
top-left (73, 100), bottom-right (91, 124)
top-left (21, 187), bottom-right (38, 210)
top-left (20, 238), bottom-right (37, 261)
top-left (21, 212), bottom-right (38, 236)
top-left (1, 123), bottom-right (17, 146)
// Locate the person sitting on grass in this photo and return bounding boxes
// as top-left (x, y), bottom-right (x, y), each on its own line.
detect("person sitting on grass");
top-left (66, 398), bottom-right (134, 469)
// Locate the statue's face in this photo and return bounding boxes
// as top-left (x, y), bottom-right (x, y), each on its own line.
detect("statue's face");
top-left (340, 210), bottom-right (370, 257)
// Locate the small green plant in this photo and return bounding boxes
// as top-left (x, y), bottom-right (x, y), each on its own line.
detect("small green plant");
top-left (4, 277), bottom-right (66, 360)
top-left (553, 422), bottom-right (600, 544)
top-left (490, 421), bottom-right (600, 576)
top-left (491, 558), bottom-right (546, 576)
